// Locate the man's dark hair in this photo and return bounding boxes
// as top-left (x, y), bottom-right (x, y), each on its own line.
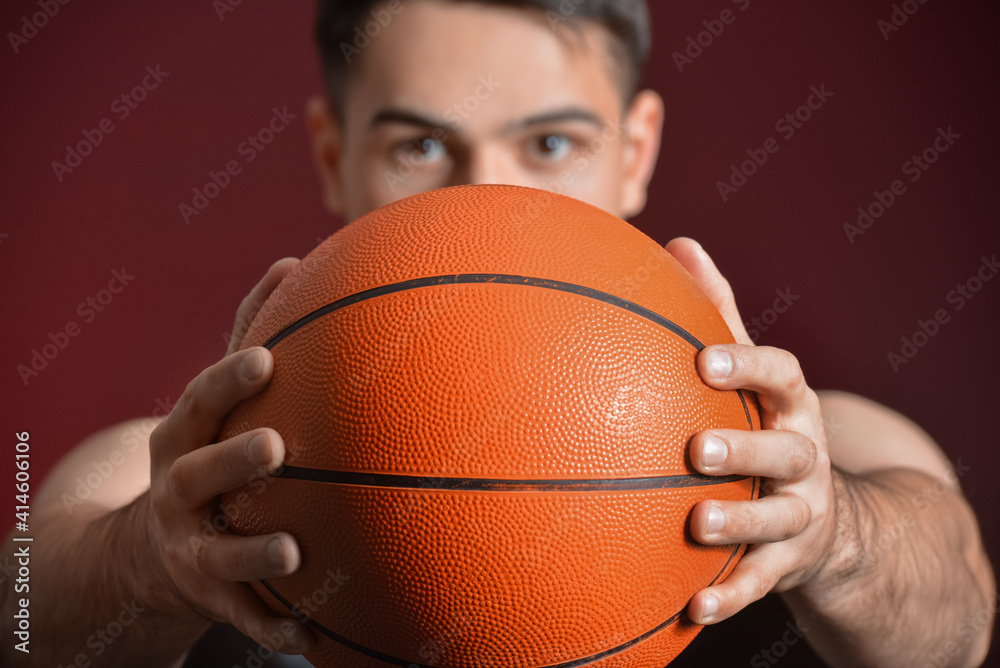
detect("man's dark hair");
top-left (315, 0), bottom-right (651, 119)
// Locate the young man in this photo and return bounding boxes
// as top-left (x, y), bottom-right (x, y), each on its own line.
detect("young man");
top-left (3, 1), bottom-right (993, 666)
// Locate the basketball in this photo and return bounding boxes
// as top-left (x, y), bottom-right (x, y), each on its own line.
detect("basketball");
top-left (220, 184), bottom-right (760, 668)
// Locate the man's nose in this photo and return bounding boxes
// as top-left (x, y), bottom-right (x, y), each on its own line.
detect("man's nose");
top-left (450, 148), bottom-right (532, 189)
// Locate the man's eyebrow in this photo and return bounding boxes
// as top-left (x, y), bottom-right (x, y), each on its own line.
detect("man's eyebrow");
top-left (368, 106), bottom-right (607, 134)
top-left (369, 108), bottom-right (451, 131)
top-left (504, 108), bottom-right (605, 133)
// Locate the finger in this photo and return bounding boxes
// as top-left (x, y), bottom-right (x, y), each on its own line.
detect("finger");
top-left (168, 428), bottom-right (284, 509)
top-left (151, 348), bottom-right (273, 463)
top-left (188, 531), bottom-right (302, 581)
top-left (196, 579), bottom-right (316, 654)
top-left (691, 494), bottom-right (812, 545)
top-left (690, 429), bottom-right (817, 480)
top-left (664, 238), bottom-right (752, 345)
top-left (688, 547), bottom-right (784, 624)
top-left (698, 344), bottom-right (813, 411)
top-left (228, 257), bottom-right (300, 355)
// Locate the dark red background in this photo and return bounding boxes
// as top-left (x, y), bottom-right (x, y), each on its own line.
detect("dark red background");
top-left (1, 0), bottom-right (997, 665)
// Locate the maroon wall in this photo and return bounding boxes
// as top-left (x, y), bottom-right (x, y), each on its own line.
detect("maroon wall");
top-left (1, 1), bottom-right (997, 664)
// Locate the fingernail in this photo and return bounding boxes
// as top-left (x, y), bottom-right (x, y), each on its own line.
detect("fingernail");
top-left (707, 505), bottom-right (726, 534)
top-left (267, 537), bottom-right (285, 568)
top-left (241, 349), bottom-right (265, 380)
top-left (706, 350), bottom-right (733, 379)
top-left (702, 436), bottom-right (728, 468)
top-left (702, 593), bottom-right (719, 620)
top-left (247, 433), bottom-right (271, 466)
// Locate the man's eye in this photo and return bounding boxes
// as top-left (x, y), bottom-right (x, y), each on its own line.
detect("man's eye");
top-left (398, 137), bottom-right (446, 162)
top-left (529, 134), bottom-right (573, 161)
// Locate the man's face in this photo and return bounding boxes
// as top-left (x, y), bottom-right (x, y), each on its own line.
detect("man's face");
top-left (310, 0), bottom-right (663, 222)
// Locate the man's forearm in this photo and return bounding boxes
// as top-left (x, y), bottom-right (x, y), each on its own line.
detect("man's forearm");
top-left (782, 467), bottom-right (995, 667)
top-left (1, 494), bottom-right (209, 667)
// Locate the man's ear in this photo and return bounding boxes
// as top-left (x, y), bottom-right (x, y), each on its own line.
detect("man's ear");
top-left (306, 94), bottom-right (346, 216)
top-left (619, 89), bottom-right (665, 219)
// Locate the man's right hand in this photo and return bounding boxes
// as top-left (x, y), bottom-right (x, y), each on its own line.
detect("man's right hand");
top-left (143, 257), bottom-right (317, 654)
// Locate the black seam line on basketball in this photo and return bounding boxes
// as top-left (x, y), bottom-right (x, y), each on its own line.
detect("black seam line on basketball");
top-left (262, 273), bottom-right (705, 350)
top-left (273, 466), bottom-right (748, 491)
top-left (258, 545), bottom-right (746, 668)
top-left (259, 577), bottom-right (683, 668)
top-left (260, 273), bottom-right (754, 432)
top-left (257, 479), bottom-right (755, 667)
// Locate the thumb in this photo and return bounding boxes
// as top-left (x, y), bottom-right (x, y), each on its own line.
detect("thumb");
top-left (664, 237), bottom-right (753, 346)
top-left (227, 257), bottom-right (300, 356)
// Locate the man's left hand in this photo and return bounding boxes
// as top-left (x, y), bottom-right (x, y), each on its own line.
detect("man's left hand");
top-left (666, 237), bottom-right (841, 624)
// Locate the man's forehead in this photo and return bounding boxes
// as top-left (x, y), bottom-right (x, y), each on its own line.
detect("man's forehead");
top-left (343, 0), bottom-right (623, 129)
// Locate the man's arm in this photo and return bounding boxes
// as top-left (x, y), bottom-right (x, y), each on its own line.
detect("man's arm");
top-left (666, 237), bottom-right (994, 667)
top-left (0, 258), bottom-right (316, 668)
top-left (0, 423), bottom-right (201, 668)
top-left (783, 391), bottom-right (995, 667)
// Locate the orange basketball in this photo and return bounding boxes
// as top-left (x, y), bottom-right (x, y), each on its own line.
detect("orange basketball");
top-left (220, 184), bottom-right (760, 668)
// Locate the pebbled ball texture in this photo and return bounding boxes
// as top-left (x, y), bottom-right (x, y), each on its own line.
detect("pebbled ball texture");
top-left (220, 184), bottom-right (761, 668)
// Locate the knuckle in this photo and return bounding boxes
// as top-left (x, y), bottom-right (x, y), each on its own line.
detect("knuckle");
top-left (189, 538), bottom-right (212, 575)
top-left (777, 351), bottom-right (805, 394)
top-left (785, 501), bottom-right (812, 537)
top-left (218, 439), bottom-right (244, 482)
top-left (735, 564), bottom-right (774, 606)
top-left (178, 380), bottom-right (208, 423)
top-left (148, 420), bottom-right (167, 452)
top-left (731, 432), bottom-right (757, 471)
top-left (165, 461), bottom-right (190, 505)
top-left (222, 543), bottom-right (250, 575)
top-left (753, 568), bottom-right (777, 600)
top-left (803, 387), bottom-right (822, 412)
top-left (793, 436), bottom-right (818, 473)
